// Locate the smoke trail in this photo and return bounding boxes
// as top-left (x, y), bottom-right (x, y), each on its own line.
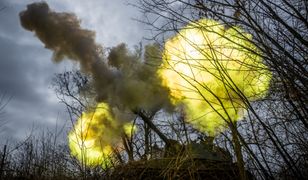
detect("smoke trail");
top-left (19, 2), bottom-right (172, 112)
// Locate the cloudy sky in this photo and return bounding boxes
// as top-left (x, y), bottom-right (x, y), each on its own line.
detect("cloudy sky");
top-left (0, 0), bottom-right (146, 142)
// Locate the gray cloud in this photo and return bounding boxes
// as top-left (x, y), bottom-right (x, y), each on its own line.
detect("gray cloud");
top-left (0, 0), bottom-right (147, 142)
top-left (20, 2), bottom-right (173, 111)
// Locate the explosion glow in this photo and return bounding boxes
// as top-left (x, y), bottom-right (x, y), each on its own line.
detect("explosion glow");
top-left (160, 19), bottom-right (271, 135)
top-left (68, 103), bottom-right (134, 167)
top-left (20, 1), bottom-right (272, 167)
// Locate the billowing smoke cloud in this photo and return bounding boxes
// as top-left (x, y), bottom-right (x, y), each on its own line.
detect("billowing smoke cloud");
top-left (20, 2), bottom-right (173, 166)
top-left (19, 2), bottom-right (172, 113)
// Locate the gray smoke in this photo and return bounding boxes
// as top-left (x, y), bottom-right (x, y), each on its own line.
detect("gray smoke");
top-left (20, 2), bottom-right (173, 114)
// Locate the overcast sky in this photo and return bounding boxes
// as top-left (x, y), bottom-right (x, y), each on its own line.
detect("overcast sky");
top-left (0, 0), bottom-right (146, 142)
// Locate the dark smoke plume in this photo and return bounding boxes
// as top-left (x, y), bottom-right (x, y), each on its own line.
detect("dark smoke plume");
top-left (20, 2), bottom-right (172, 115)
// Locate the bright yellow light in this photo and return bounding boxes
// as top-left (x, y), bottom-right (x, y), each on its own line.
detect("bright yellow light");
top-left (123, 123), bottom-right (137, 136)
top-left (68, 103), bottom-right (135, 168)
top-left (160, 19), bottom-right (271, 135)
